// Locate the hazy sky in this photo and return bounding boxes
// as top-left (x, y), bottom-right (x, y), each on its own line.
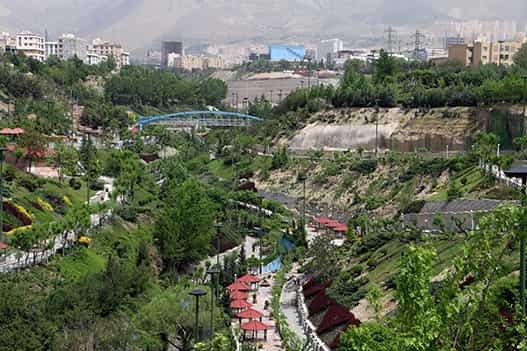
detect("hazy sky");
top-left (0, 0), bottom-right (525, 50)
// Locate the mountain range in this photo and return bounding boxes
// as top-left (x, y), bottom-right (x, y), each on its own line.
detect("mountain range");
top-left (0, 0), bottom-right (525, 51)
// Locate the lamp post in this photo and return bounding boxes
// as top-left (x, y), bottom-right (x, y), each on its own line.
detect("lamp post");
top-left (522, 75), bottom-right (527, 138)
top-left (0, 147), bottom-right (7, 244)
top-left (215, 223), bottom-right (223, 267)
top-left (207, 268), bottom-right (220, 339)
top-left (504, 165), bottom-right (527, 318)
top-left (298, 174), bottom-right (307, 233)
top-left (375, 99), bottom-right (380, 158)
top-left (256, 227), bottom-right (263, 275)
top-left (189, 289), bottom-right (208, 342)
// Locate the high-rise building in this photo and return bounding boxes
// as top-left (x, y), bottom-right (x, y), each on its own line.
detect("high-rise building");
top-left (318, 39), bottom-right (344, 63)
top-left (161, 41), bottom-right (183, 68)
top-left (16, 31), bottom-right (45, 61)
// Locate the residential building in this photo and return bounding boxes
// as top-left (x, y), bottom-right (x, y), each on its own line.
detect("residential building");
top-left (45, 41), bottom-right (59, 57)
top-left (448, 38), bottom-right (527, 66)
top-left (168, 53), bottom-right (224, 70)
top-left (58, 34), bottom-right (88, 61)
top-left (120, 52), bottom-right (130, 67)
top-left (0, 32), bottom-right (9, 53)
top-left (15, 31), bottom-right (45, 61)
top-left (318, 39), bottom-right (344, 63)
top-left (92, 39), bottom-right (127, 69)
top-left (87, 47), bottom-right (105, 65)
top-left (161, 41), bottom-right (183, 68)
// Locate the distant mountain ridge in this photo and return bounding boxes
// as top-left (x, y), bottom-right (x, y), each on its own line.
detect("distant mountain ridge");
top-left (0, 0), bottom-right (525, 50)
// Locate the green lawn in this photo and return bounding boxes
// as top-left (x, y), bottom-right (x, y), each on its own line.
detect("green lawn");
top-left (428, 167), bottom-right (485, 201)
top-left (55, 247), bottom-right (106, 282)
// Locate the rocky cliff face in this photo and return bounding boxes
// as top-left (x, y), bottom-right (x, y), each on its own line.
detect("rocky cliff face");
top-left (287, 107), bottom-right (518, 153)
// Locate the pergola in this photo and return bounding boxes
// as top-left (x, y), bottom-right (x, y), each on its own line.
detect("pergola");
top-left (241, 320), bottom-right (269, 341)
top-left (236, 308), bottom-right (264, 324)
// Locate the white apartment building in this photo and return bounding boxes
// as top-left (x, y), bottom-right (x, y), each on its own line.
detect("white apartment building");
top-left (318, 39), bottom-right (344, 63)
top-left (16, 31), bottom-right (45, 61)
top-left (45, 41), bottom-right (59, 57)
top-left (120, 52), bottom-right (130, 67)
top-left (87, 47), bottom-right (105, 65)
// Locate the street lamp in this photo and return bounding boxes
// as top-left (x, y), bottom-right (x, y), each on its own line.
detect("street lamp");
top-left (189, 289), bottom-right (208, 342)
top-left (504, 165), bottom-right (527, 318)
top-left (0, 147), bottom-right (7, 244)
top-left (215, 223), bottom-right (223, 267)
top-left (255, 227), bottom-right (263, 275)
top-left (207, 268), bottom-right (220, 338)
top-left (297, 174), bottom-right (307, 233)
top-left (522, 75), bottom-right (527, 136)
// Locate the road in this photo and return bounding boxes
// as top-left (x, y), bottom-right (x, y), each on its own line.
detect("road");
top-left (0, 177), bottom-right (114, 273)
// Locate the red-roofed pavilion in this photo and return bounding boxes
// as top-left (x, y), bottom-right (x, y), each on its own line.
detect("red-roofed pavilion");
top-left (236, 308), bottom-right (264, 323)
top-left (226, 281), bottom-right (251, 291)
top-left (230, 290), bottom-right (249, 300)
top-left (230, 299), bottom-right (252, 311)
top-left (237, 274), bottom-right (262, 283)
top-left (241, 320), bottom-right (269, 341)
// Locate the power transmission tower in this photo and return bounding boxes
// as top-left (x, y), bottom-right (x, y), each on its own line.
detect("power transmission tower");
top-left (385, 27), bottom-right (396, 54)
top-left (411, 30), bottom-right (426, 61)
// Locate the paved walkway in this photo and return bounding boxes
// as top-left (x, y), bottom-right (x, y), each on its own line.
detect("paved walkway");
top-left (280, 264), bottom-right (305, 341)
top-left (237, 272), bottom-right (283, 351)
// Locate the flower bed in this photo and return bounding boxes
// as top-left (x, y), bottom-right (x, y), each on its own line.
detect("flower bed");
top-left (3, 201), bottom-right (33, 226)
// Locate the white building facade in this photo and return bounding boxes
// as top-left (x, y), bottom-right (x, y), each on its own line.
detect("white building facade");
top-left (16, 31), bottom-right (45, 61)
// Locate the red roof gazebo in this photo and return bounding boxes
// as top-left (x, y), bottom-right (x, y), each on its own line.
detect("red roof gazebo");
top-left (236, 308), bottom-right (264, 321)
top-left (241, 320), bottom-right (270, 341)
top-left (226, 281), bottom-right (251, 292)
top-left (230, 290), bottom-right (250, 300)
top-left (230, 299), bottom-right (252, 311)
top-left (237, 274), bottom-right (262, 284)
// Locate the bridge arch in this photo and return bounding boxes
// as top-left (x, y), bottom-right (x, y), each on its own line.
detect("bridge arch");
top-left (138, 110), bottom-right (264, 131)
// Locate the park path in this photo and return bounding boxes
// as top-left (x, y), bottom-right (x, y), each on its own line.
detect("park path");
top-left (0, 177), bottom-right (114, 273)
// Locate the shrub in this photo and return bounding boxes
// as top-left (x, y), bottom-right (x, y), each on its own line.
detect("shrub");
top-left (117, 206), bottom-right (137, 222)
top-left (69, 177), bottom-right (82, 190)
top-left (401, 200), bottom-right (426, 214)
top-left (351, 159), bottom-right (377, 175)
top-left (16, 173), bottom-right (39, 192)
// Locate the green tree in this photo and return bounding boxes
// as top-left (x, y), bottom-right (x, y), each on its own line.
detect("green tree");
top-left (48, 140), bottom-right (78, 182)
top-left (155, 180), bottom-right (216, 272)
top-left (113, 151), bottom-right (144, 205)
top-left (375, 49), bottom-right (398, 83)
top-left (514, 42), bottom-right (527, 69)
